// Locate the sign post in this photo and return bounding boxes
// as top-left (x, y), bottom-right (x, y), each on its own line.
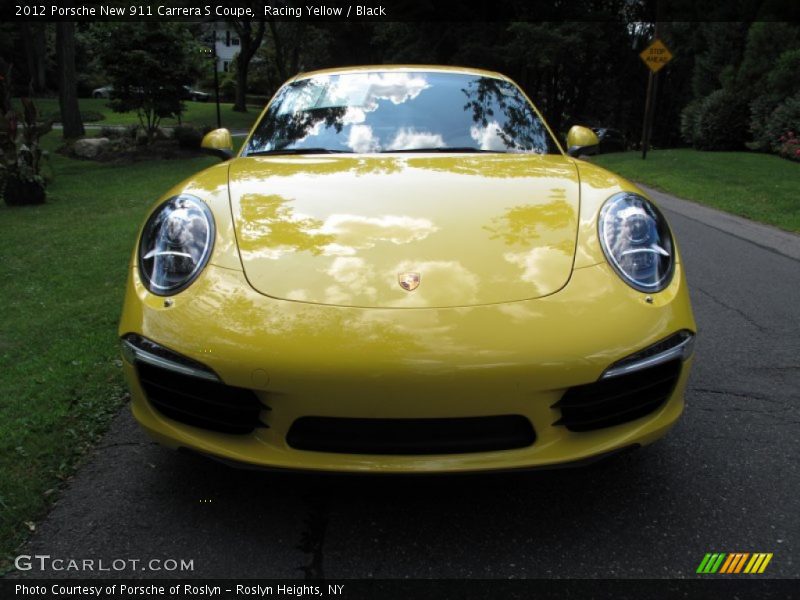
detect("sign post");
top-left (639, 35), bottom-right (673, 160)
top-left (212, 27), bottom-right (221, 129)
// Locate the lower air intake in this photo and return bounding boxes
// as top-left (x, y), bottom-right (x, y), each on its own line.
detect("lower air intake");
top-left (554, 360), bottom-right (682, 432)
top-left (137, 363), bottom-right (266, 434)
top-left (287, 415), bottom-right (536, 455)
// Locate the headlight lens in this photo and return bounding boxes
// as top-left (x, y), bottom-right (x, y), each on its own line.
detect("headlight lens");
top-left (138, 195), bottom-right (214, 295)
top-left (598, 192), bottom-right (674, 292)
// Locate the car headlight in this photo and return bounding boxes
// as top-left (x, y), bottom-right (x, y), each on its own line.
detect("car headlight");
top-left (598, 192), bottom-right (674, 292)
top-left (138, 194), bottom-right (215, 295)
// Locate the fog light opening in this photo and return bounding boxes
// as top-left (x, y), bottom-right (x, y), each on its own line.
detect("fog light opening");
top-left (120, 333), bottom-right (219, 382)
top-left (601, 330), bottom-right (695, 380)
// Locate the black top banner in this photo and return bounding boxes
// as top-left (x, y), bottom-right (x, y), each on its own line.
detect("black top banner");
top-left (3, 0), bottom-right (800, 22)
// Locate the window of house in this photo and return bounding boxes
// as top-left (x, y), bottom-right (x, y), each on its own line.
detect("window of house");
top-left (232, 37), bottom-right (240, 46)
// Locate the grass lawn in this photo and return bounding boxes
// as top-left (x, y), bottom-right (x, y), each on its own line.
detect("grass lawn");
top-left (592, 149), bottom-right (800, 232)
top-left (0, 132), bottom-right (217, 572)
top-left (24, 97), bottom-right (262, 132)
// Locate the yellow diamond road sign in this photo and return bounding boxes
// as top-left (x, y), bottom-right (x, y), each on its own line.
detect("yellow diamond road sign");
top-left (640, 39), bottom-right (673, 73)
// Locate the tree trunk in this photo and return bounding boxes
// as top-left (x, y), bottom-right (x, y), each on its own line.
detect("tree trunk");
top-left (21, 24), bottom-right (37, 90)
top-left (33, 25), bottom-right (47, 92)
top-left (56, 22), bottom-right (85, 139)
top-left (21, 24), bottom-right (48, 93)
top-left (234, 55), bottom-right (248, 112)
top-left (268, 20), bottom-right (288, 82)
top-left (231, 19), bottom-right (266, 113)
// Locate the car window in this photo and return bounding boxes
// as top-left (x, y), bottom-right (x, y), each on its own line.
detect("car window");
top-left (244, 71), bottom-right (558, 155)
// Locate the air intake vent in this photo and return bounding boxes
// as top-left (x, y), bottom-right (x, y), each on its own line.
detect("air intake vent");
top-left (287, 415), bottom-right (536, 455)
top-left (554, 360), bottom-right (682, 432)
top-left (137, 363), bottom-right (267, 434)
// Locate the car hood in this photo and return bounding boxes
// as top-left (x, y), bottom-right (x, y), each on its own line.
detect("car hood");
top-left (229, 154), bottom-right (580, 308)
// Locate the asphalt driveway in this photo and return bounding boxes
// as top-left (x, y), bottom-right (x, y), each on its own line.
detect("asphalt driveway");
top-left (12, 187), bottom-right (799, 579)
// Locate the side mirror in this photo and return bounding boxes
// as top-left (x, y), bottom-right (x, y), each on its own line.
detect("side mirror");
top-left (200, 128), bottom-right (234, 161)
top-left (566, 126), bottom-right (600, 157)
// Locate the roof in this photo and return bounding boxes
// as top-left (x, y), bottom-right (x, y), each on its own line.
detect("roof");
top-left (291, 64), bottom-right (510, 82)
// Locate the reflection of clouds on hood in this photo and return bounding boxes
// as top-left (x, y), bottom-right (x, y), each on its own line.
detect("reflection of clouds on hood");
top-left (321, 243), bottom-right (357, 257)
top-left (503, 247), bottom-right (558, 292)
top-left (388, 128), bottom-right (444, 150)
top-left (347, 124), bottom-right (381, 153)
top-left (319, 214), bottom-right (438, 250)
top-left (390, 260), bottom-right (480, 307)
top-left (470, 121), bottom-right (509, 151)
top-left (324, 256), bottom-right (377, 304)
top-left (244, 246), bottom-right (291, 260)
top-left (285, 289), bottom-right (309, 301)
top-left (321, 257), bottom-right (479, 308)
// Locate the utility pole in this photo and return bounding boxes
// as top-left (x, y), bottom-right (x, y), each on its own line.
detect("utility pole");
top-left (640, 22), bottom-right (661, 160)
top-left (211, 27), bottom-right (221, 129)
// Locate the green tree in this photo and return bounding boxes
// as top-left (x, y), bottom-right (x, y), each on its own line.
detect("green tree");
top-left (97, 23), bottom-right (200, 141)
top-left (738, 22), bottom-right (800, 150)
top-left (250, 22), bottom-right (334, 99)
top-left (690, 22), bottom-right (749, 98)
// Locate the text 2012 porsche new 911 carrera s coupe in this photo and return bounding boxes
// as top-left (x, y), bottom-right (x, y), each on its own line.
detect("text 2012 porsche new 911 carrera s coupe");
top-left (119, 66), bottom-right (696, 473)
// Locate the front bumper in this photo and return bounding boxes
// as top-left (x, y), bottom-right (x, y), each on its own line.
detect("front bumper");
top-left (120, 261), bottom-right (695, 473)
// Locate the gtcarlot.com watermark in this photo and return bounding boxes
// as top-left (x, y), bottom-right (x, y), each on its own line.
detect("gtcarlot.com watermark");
top-left (14, 554), bottom-right (194, 572)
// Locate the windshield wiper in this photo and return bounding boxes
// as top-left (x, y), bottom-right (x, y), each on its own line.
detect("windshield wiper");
top-left (380, 147), bottom-right (505, 153)
top-left (248, 148), bottom-right (353, 156)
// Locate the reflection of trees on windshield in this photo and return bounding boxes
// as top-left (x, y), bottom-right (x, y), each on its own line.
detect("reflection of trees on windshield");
top-left (462, 78), bottom-right (551, 153)
top-left (245, 72), bottom-right (556, 155)
top-left (248, 106), bottom-right (347, 152)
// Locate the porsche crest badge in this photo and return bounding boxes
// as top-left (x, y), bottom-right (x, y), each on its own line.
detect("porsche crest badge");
top-left (398, 272), bottom-right (420, 291)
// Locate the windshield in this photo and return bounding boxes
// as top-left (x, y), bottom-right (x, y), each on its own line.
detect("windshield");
top-left (243, 71), bottom-right (559, 155)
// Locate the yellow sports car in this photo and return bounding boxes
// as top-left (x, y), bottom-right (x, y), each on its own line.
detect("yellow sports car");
top-left (119, 66), bottom-right (696, 473)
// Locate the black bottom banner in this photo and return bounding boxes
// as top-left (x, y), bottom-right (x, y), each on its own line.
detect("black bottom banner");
top-left (2, 579), bottom-right (797, 600)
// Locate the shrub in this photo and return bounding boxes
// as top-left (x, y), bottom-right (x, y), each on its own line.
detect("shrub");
top-left (692, 89), bottom-right (750, 151)
top-left (0, 61), bottom-right (52, 206)
top-left (173, 125), bottom-right (212, 149)
top-left (218, 72), bottom-right (236, 103)
top-left (749, 94), bottom-right (781, 151)
top-left (679, 98), bottom-right (704, 145)
top-left (765, 95), bottom-right (800, 162)
top-left (99, 126), bottom-right (124, 138)
top-left (777, 132), bottom-right (800, 162)
top-left (748, 50), bottom-right (800, 150)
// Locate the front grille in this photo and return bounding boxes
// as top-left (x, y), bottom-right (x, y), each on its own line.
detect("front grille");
top-left (286, 415), bottom-right (536, 455)
top-left (554, 360), bottom-right (682, 432)
top-left (137, 363), bottom-right (267, 434)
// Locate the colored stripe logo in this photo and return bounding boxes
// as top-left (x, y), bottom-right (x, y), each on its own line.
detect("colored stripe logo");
top-left (696, 553), bottom-right (773, 574)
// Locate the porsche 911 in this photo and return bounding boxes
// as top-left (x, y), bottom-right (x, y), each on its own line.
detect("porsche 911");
top-left (119, 66), bottom-right (696, 472)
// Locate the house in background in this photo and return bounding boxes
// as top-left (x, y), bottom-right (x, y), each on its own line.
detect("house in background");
top-left (211, 25), bottom-right (240, 72)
